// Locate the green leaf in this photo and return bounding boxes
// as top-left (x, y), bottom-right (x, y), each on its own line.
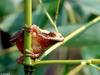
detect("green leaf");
top-left (0, 12), bottom-right (24, 34)
top-left (81, 45), bottom-right (100, 59)
top-left (0, 0), bottom-right (15, 16)
top-left (78, 0), bottom-right (100, 15)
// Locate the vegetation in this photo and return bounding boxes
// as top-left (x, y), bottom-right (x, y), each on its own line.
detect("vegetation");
top-left (0, 0), bottom-right (100, 75)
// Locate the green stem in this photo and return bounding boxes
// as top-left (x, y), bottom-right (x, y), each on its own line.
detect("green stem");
top-left (24, 0), bottom-right (33, 75)
top-left (39, 0), bottom-right (59, 32)
top-left (34, 60), bottom-right (81, 65)
top-left (55, 0), bottom-right (61, 24)
top-left (39, 16), bottom-right (100, 60)
top-left (29, 59), bottom-right (100, 66)
top-left (91, 59), bottom-right (100, 64)
top-left (90, 64), bottom-right (100, 71)
top-left (67, 62), bottom-right (86, 75)
top-left (64, 1), bottom-right (76, 24)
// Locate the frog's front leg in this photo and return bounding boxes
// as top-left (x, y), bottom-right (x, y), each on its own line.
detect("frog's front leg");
top-left (17, 49), bottom-right (40, 64)
top-left (25, 49), bottom-right (40, 59)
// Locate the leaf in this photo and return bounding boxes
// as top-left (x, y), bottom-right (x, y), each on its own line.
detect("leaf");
top-left (67, 0), bottom-right (100, 23)
top-left (78, 0), bottom-right (100, 15)
top-left (0, 0), bottom-right (15, 16)
top-left (81, 45), bottom-right (100, 59)
top-left (0, 12), bottom-right (24, 34)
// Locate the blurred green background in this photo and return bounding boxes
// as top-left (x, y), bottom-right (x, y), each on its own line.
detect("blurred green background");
top-left (0, 0), bottom-right (100, 75)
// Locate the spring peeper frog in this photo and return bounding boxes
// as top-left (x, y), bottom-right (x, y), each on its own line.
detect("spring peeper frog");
top-left (10, 25), bottom-right (64, 63)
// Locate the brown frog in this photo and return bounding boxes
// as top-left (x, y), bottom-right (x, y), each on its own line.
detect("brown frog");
top-left (10, 25), bottom-right (64, 63)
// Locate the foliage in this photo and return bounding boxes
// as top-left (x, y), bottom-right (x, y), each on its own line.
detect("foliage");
top-left (0, 0), bottom-right (100, 75)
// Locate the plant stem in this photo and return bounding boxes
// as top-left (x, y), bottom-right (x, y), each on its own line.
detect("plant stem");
top-left (29, 59), bottom-right (100, 66)
top-left (67, 61), bottom-right (86, 75)
top-left (55, 0), bottom-right (61, 24)
top-left (64, 1), bottom-right (76, 24)
top-left (24, 0), bottom-right (33, 75)
top-left (39, 0), bottom-right (59, 32)
top-left (39, 16), bottom-right (100, 60)
top-left (90, 64), bottom-right (100, 71)
top-left (34, 60), bottom-right (81, 65)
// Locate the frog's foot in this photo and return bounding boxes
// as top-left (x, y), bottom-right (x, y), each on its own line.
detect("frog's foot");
top-left (25, 49), bottom-right (40, 59)
top-left (17, 49), bottom-right (40, 64)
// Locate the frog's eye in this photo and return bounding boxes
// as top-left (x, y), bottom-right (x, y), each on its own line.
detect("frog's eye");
top-left (47, 32), bottom-right (64, 41)
top-left (49, 32), bottom-right (56, 37)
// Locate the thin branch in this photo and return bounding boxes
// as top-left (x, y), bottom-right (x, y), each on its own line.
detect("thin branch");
top-left (32, 60), bottom-right (81, 65)
top-left (39, 16), bottom-right (100, 60)
top-left (39, 0), bottom-right (59, 32)
top-left (64, 1), bottom-right (76, 24)
top-left (55, 0), bottom-right (61, 24)
top-left (90, 64), bottom-right (100, 71)
top-left (24, 0), bottom-right (33, 75)
top-left (67, 61), bottom-right (86, 75)
top-left (24, 59), bottom-right (100, 66)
